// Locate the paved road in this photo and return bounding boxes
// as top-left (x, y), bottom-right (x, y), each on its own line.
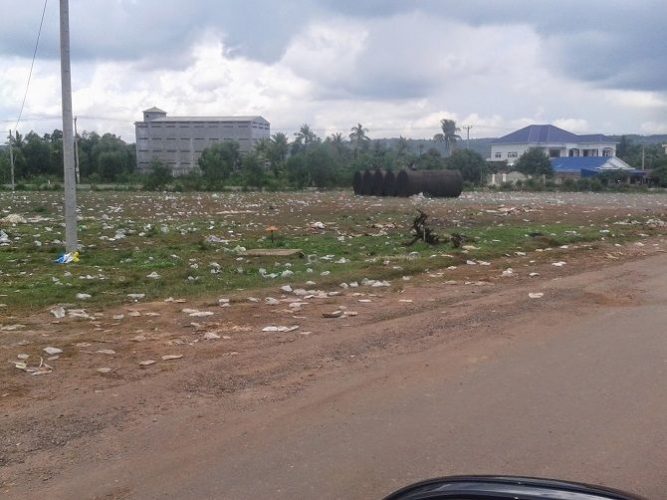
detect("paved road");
top-left (22, 255), bottom-right (667, 499)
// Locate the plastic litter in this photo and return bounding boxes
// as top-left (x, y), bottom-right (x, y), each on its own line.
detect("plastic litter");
top-left (55, 251), bottom-right (80, 264)
top-left (1, 214), bottom-right (26, 224)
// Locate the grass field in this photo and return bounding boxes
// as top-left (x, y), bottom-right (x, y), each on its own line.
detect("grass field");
top-left (2, 190), bottom-right (666, 314)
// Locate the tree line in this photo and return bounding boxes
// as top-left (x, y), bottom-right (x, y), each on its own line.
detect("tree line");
top-left (144, 119), bottom-right (492, 191)
top-left (2, 120), bottom-right (666, 190)
top-left (0, 130), bottom-right (135, 185)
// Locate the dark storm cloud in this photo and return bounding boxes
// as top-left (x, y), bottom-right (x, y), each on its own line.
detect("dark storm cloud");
top-left (0, 0), bottom-right (664, 94)
top-left (423, 0), bottom-right (667, 92)
top-left (0, 0), bottom-right (317, 62)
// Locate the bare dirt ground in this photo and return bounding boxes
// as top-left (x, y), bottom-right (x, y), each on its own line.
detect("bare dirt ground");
top-left (2, 192), bottom-right (667, 498)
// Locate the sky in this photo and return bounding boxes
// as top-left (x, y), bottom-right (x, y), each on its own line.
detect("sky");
top-left (0, 0), bottom-right (666, 143)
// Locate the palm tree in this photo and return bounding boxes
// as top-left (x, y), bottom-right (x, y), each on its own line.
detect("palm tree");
top-left (433, 119), bottom-right (461, 156)
top-left (327, 132), bottom-right (347, 157)
top-left (349, 123), bottom-right (370, 148)
top-left (396, 136), bottom-right (410, 158)
top-left (271, 132), bottom-right (289, 163)
top-left (294, 124), bottom-right (318, 146)
top-left (10, 130), bottom-right (24, 149)
top-left (329, 132), bottom-right (345, 145)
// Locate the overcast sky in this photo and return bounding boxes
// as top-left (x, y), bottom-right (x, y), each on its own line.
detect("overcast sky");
top-left (1, 0), bottom-right (666, 142)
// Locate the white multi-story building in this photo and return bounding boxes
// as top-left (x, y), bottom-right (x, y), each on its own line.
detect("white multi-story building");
top-left (491, 124), bottom-right (617, 166)
top-left (135, 107), bottom-right (270, 175)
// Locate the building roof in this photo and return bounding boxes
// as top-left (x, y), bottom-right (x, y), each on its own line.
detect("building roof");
top-left (148, 115), bottom-right (269, 124)
top-left (494, 124), bottom-right (616, 145)
top-left (143, 106), bottom-right (166, 113)
top-left (550, 156), bottom-right (634, 173)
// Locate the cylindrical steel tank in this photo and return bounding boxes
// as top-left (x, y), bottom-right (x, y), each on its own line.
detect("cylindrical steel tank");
top-left (395, 169), bottom-right (463, 198)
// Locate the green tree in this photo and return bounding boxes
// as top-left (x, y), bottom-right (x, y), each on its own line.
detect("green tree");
top-left (349, 123), bottom-right (370, 154)
top-left (616, 135), bottom-right (633, 159)
top-left (78, 131), bottom-right (100, 179)
top-left (22, 132), bottom-right (51, 178)
top-left (416, 148), bottom-right (446, 170)
top-left (446, 149), bottom-right (488, 185)
top-left (292, 124), bottom-right (319, 155)
top-left (650, 165), bottom-right (667, 187)
top-left (0, 150), bottom-right (9, 184)
top-left (198, 141), bottom-right (241, 187)
top-left (395, 136), bottom-right (410, 159)
top-left (306, 143), bottom-right (339, 188)
top-left (47, 129), bottom-right (63, 177)
top-left (286, 154), bottom-right (309, 188)
top-left (92, 133), bottom-right (134, 181)
top-left (620, 142), bottom-right (665, 170)
top-left (143, 159), bottom-right (173, 190)
top-left (242, 152), bottom-right (266, 189)
top-left (258, 133), bottom-right (289, 177)
top-left (514, 148), bottom-right (554, 177)
top-left (433, 119), bottom-right (461, 156)
top-left (97, 151), bottom-right (128, 182)
top-left (8, 132), bottom-right (27, 180)
top-left (270, 132), bottom-right (289, 163)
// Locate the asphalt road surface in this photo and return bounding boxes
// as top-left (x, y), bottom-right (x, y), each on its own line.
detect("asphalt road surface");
top-left (11, 254), bottom-right (667, 499)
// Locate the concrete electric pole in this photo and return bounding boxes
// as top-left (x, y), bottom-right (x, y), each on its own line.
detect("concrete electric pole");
top-left (59, 0), bottom-right (78, 252)
top-left (8, 129), bottom-right (15, 192)
top-left (462, 125), bottom-right (473, 150)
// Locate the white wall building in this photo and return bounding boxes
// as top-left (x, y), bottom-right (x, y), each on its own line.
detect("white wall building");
top-left (135, 107), bottom-right (270, 175)
top-left (491, 124), bottom-right (617, 166)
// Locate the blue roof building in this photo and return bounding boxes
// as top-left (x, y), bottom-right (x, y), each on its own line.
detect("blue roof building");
top-left (491, 124), bottom-right (618, 166)
top-left (550, 156), bottom-right (643, 178)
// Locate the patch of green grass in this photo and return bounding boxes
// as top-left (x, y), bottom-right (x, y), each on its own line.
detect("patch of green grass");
top-left (0, 217), bottom-right (642, 315)
top-left (2, 190), bottom-right (662, 314)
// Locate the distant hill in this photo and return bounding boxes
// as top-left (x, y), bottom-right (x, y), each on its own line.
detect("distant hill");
top-left (373, 137), bottom-right (494, 159)
top-left (607, 134), bottom-right (667, 145)
top-left (372, 134), bottom-right (666, 160)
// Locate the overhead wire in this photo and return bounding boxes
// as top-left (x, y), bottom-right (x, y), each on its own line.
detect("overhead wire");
top-left (14, 0), bottom-right (49, 133)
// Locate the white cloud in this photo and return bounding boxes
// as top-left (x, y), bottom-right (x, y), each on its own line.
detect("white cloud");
top-left (1, 4), bottom-right (665, 142)
top-left (640, 121), bottom-right (667, 135)
top-left (553, 119), bottom-right (590, 133)
top-left (603, 90), bottom-right (667, 110)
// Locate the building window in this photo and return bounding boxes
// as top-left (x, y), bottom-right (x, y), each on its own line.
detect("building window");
top-left (494, 152), bottom-right (502, 159)
top-left (507, 152), bottom-right (518, 158)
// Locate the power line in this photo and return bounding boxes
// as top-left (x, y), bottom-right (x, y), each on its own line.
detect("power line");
top-left (14, 0), bottom-right (49, 132)
top-left (462, 125), bottom-right (473, 149)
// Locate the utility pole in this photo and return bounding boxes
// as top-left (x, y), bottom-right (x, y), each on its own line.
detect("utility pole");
top-left (641, 144), bottom-right (645, 170)
top-left (462, 125), bottom-right (473, 150)
top-left (8, 130), bottom-right (15, 192)
top-left (74, 116), bottom-right (80, 183)
top-left (59, 0), bottom-right (78, 252)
